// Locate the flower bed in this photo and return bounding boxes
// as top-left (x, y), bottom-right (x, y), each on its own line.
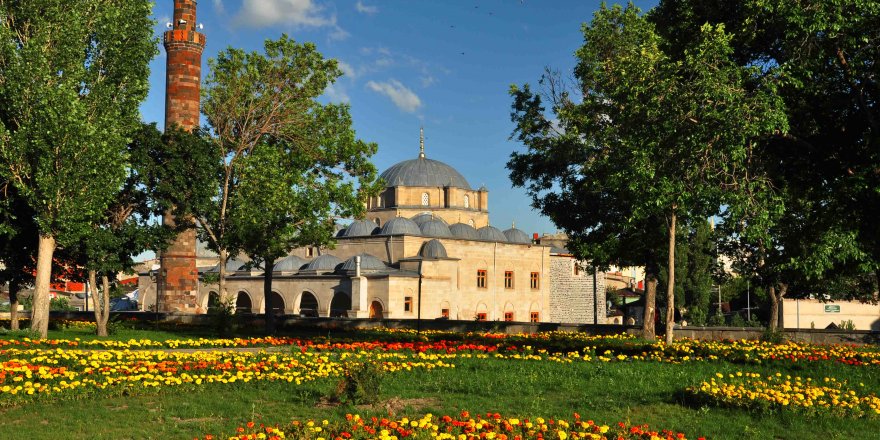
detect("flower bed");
top-left (687, 372), bottom-right (880, 418)
top-left (205, 412), bottom-right (702, 440)
top-left (0, 348), bottom-right (453, 404)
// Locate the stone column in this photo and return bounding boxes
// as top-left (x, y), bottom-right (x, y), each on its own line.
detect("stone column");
top-left (159, 0), bottom-right (206, 312)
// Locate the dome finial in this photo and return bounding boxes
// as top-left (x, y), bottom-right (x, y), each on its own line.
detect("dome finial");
top-left (419, 126), bottom-right (425, 158)
top-left (512, 220), bottom-right (516, 228)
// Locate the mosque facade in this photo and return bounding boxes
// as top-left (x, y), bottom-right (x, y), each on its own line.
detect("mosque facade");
top-left (138, 133), bottom-right (606, 324)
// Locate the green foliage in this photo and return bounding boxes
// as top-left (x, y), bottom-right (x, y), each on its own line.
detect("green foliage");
top-left (334, 361), bottom-right (383, 405)
top-left (102, 315), bottom-right (136, 336)
top-left (0, 0), bottom-right (157, 336)
top-left (509, 3), bottom-right (786, 342)
top-left (201, 35), bottom-right (379, 334)
top-left (760, 327), bottom-right (786, 344)
top-left (0, 0), bottom-right (157, 242)
top-left (652, 0), bottom-right (880, 304)
top-left (0, 327), bottom-right (41, 339)
top-left (838, 320), bottom-right (857, 331)
top-left (707, 313), bottom-right (726, 327)
top-left (20, 296), bottom-right (74, 312)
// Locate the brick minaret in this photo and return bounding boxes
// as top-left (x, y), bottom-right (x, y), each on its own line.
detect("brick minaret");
top-left (159, 0), bottom-right (206, 312)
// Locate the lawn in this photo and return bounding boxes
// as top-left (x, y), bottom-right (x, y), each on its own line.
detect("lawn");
top-left (0, 327), bottom-right (878, 439)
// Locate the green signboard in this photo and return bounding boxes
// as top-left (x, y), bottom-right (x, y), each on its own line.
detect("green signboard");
top-left (824, 305), bottom-right (841, 313)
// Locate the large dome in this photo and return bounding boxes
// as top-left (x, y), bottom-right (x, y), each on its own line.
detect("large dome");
top-left (380, 157), bottom-right (471, 189)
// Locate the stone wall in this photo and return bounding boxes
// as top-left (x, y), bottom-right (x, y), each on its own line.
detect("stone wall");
top-left (549, 256), bottom-right (606, 324)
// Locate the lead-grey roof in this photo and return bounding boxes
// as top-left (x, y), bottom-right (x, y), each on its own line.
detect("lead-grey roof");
top-left (338, 253), bottom-right (388, 272)
top-left (380, 217), bottom-right (422, 235)
top-left (274, 255), bottom-right (309, 272)
top-left (419, 239), bottom-right (448, 259)
top-left (478, 225), bottom-right (508, 242)
top-left (380, 157), bottom-right (472, 189)
top-left (420, 219), bottom-right (453, 238)
top-left (504, 227), bottom-right (532, 244)
top-left (207, 257), bottom-right (247, 273)
top-left (342, 219), bottom-right (380, 237)
top-left (449, 223), bottom-right (480, 240)
top-left (411, 213), bottom-right (447, 226)
top-left (303, 254), bottom-right (343, 271)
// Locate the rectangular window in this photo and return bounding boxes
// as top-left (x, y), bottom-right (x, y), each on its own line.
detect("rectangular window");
top-left (504, 271), bottom-right (514, 289)
top-left (441, 308), bottom-right (449, 318)
top-left (404, 297), bottom-right (412, 312)
top-left (504, 312), bottom-right (514, 322)
top-left (306, 247), bottom-right (314, 257)
top-left (530, 312), bottom-right (540, 323)
top-left (530, 272), bottom-right (540, 289)
top-left (476, 312), bottom-right (487, 321)
top-left (477, 270), bottom-right (487, 288)
top-left (574, 263), bottom-right (580, 276)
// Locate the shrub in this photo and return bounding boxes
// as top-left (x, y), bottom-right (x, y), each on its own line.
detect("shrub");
top-left (760, 327), bottom-right (786, 344)
top-left (334, 362), bottom-right (383, 405)
top-left (707, 312), bottom-right (726, 327)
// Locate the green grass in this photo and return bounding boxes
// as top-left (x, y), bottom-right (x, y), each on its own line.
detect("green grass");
top-left (0, 351), bottom-right (877, 439)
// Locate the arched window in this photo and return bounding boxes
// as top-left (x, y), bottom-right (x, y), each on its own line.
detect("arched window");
top-left (235, 291), bottom-right (252, 314)
top-left (298, 291), bottom-right (319, 317)
top-left (464, 195), bottom-right (470, 208)
top-left (374, 217), bottom-right (381, 226)
top-left (421, 192), bottom-right (429, 206)
top-left (330, 292), bottom-right (352, 318)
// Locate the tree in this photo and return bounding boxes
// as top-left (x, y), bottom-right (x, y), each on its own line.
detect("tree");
top-left (683, 219), bottom-right (716, 325)
top-left (509, 3), bottom-right (786, 343)
top-left (198, 35), bottom-right (358, 313)
top-left (0, 186), bottom-right (36, 330)
top-left (0, 0), bottom-right (156, 337)
top-left (227, 134), bottom-right (379, 334)
top-left (67, 124), bottom-right (199, 336)
top-left (651, 0), bottom-right (880, 323)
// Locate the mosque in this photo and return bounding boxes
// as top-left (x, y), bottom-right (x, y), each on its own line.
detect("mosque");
top-left (138, 131), bottom-right (606, 324)
top-left (142, 0), bottom-right (604, 324)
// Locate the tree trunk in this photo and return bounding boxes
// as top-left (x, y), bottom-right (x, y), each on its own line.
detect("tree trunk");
top-left (9, 280), bottom-right (19, 331)
top-left (218, 248), bottom-right (230, 308)
top-left (768, 285), bottom-right (778, 331)
top-left (775, 282), bottom-right (788, 329)
top-left (664, 210), bottom-right (677, 345)
top-left (642, 268), bottom-right (658, 340)
top-left (30, 234), bottom-right (56, 338)
top-left (264, 256), bottom-right (276, 335)
top-left (92, 271), bottom-right (109, 337)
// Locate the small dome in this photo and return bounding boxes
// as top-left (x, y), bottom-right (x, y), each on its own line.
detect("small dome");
top-left (338, 253), bottom-right (387, 272)
top-left (208, 257), bottom-right (247, 273)
top-left (420, 219), bottom-right (453, 238)
top-left (411, 213), bottom-right (448, 226)
top-left (478, 225), bottom-right (507, 242)
top-left (342, 219), bottom-right (379, 237)
top-left (274, 255), bottom-right (309, 272)
top-left (449, 223), bottom-right (480, 240)
top-left (379, 217), bottom-right (422, 235)
top-left (380, 157), bottom-right (472, 189)
top-left (334, 223), bottom-right (347, 237)
top-left (504, 227), bottom-right (531, 244)
top-left (303, 254), bottom-right (343, 271)
top-left (419, 239), bottom-right (448, 259)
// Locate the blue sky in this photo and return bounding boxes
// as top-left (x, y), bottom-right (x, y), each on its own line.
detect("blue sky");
top-left (142, 0), bottom-right (657, 236)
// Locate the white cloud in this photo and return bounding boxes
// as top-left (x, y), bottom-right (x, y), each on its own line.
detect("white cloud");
top-left (324, 83), bottom-right (350, 103)
top-left (366, 80), bottom-right (422, 113)
top-left (233, 0), bottom-right (334, 28)
top-left (212, 0), bottom-right (225, 14)
top-left (420, 75), bottom-right (436, 87)
top-left (336, 60), bottom-right (356, 79)
top-left (355, 1), bottom-right (378, 15)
